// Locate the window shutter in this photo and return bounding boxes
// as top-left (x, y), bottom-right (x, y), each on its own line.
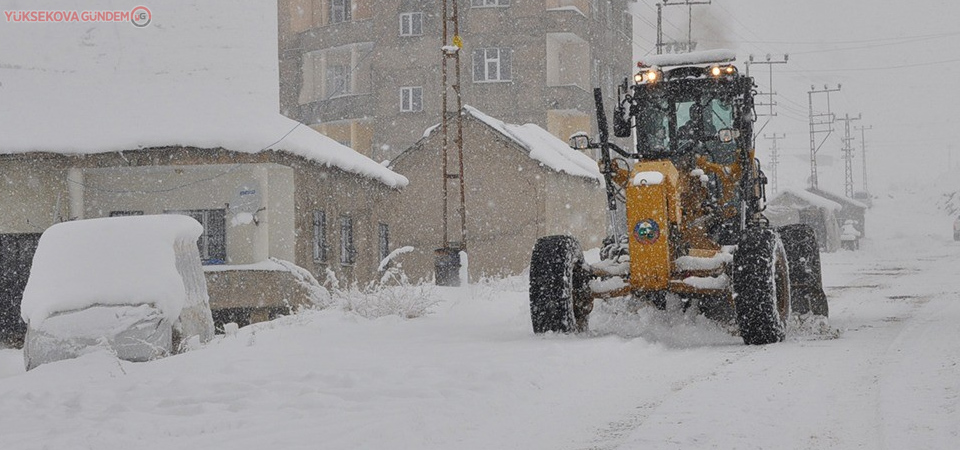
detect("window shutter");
top-left (473, 49), bottom-right (484, 81)
top-left (412, 87), bottom-right (422, 111)
top-left (208, 209), bottom-right (226, 262)
top-left (500, 48), bottom-right (512, 81)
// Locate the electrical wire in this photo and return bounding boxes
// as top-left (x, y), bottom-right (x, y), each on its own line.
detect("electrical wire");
top-left (66, 122), bottom-right (303, 195)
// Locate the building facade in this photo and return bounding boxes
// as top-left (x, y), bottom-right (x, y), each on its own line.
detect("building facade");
top-left (278, 0), bottom-right (634, 161)
top-left (389, 107), bottom-right (607, 281)
top-left (0, 144), bottom-right (404, 339)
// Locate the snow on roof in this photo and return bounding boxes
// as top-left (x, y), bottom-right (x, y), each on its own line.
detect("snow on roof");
top-left (457, 106), bottom-right (603, 181)
top-left (638, 49), bottom-right (737, 68)
top-left (808, 188), bottom-right (869, 210)
top-left (20, 215), bottom-right (204, 327)
top-left (771, 188), bottom-right (843, 212)
top-left (0, 0), bottom-right (407, 188)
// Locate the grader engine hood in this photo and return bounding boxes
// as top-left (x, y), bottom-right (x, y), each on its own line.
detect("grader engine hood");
top-left (626, 161), bottom-right (681, 291)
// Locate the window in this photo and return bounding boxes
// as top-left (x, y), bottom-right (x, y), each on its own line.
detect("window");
top-left (330, 0), bottom-right (351, 24)
top-left (400, 86), bottom-right (423, 112)
top-left (471, 0), bottom-right (510, 7)
top-left (326, 64), bottom-right (351, 98)
top-left (472, 48), bottom-right (512, 82)
top-left (546, 33), bottom-right (589, 88)
top-left (399, 12), bottom-right (422, 36)
top-left (340, 216), bottom-right (355, 265)
top-left (313, 210), bottom-right (328, 262)
top-left (378, 223), bottom-right (390, 263)
top-left (109, 210), bottom-right (144, 217)
top-left (166, 209), bottom-right (226, 264)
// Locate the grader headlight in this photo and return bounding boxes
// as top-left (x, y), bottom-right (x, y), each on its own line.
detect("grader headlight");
top-left (709, 65), bottom-right (738, 78)
top-left (635, 69), bottom-right (662, 84)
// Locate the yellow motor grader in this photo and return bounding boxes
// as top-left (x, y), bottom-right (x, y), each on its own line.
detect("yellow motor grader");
top-left (529, 50), bottom-right (827, 345)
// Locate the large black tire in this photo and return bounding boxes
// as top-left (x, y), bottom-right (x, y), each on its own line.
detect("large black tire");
top-left (778, 224), bottom-right (829, 317)
top-left (732, 228), bottom-right (791, 345)
top-left (529, 236), bottom-right (592, 334)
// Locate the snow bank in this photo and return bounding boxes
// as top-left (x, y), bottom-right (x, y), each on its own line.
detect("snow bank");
top-left (21, 215), bottom-right (204, 327)
top-left (0, 0), bottom-right (407, 188)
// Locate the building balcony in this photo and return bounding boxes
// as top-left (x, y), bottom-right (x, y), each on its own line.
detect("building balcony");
top-left (298, 93), bottom-right (375, 125)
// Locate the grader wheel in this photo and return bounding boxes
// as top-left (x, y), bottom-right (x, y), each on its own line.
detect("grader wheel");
top-left (778, 224), bottom-right (829, 317)
top-left (732, 228), bottom-right (791, 345)
top-left (529, 236), bottom-right (592, 334)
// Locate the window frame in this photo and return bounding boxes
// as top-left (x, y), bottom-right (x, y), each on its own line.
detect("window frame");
top-left (108, 210), bottom-right (144, 217)
top-left (312, 210), bottom-right (328, 263)
top-left (398, 12), bottom-right (423, 36)
top-left (471, 0), bottom-right (510, 7)
top-left (330, 0), bottom-right (351, 24)
top-left (472, 48), bottom-right (512, 83)
top-left (378, 223), bottom-right (390, 263)
top-left (339, 215), bottom-right (356, 265)
top-left (325, 63), bottom-right (352, 98)
top-left (400, 86), bottom-right (423, 112)
top-left (165, 209), bottom-right (226, 265)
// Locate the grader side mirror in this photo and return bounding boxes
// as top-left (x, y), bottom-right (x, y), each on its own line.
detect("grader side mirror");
top-left (613, 106), bottom-right (631, 138)
top-left (569, 133), bottom-right (592, 150)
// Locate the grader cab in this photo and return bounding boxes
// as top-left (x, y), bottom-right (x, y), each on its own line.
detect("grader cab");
top-left (529, 50), bottom-right (827, 345)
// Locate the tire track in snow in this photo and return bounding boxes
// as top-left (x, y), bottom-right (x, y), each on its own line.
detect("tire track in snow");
top-left (575, 240), bottom-right (958, 450)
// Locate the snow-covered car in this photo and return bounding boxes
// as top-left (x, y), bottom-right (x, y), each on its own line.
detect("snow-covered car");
top-left (20, 215), bottom-right (215, 371)
top-left (954, 216), bottom-right (960, 241)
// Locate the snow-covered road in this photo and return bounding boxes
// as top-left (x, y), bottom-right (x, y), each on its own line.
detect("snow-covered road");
top-left (594, 237), bottom-right (960, 450)
top-left (1, 192), bottom-right (958, 450)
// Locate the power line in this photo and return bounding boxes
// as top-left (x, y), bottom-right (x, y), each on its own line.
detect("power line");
top-left (764, 133), bottom-right (786, 194)
top-left (808, 84), bottom-right (841, 190)
top-left (702, 30), bottom-right (960, 46)
top-left (783, 56), bottom-right (960, 73)
top-left (65, 123), bottom-right (303, 195)
top-left (855, 125), bottom-right (873, 194)
top-left (836, 113), bottom-right (861, 198)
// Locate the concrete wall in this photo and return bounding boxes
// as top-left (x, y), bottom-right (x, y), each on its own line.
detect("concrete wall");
top-left (271, 152), bottom-right (395, 286)
top-left (0, 154), bottom-right (71, 233)
top-left (0, 148), bottom-right (397, 324)
top-left (76, 163), bottom-right (294, 265)
top-left (389, 114), bottom-right (606, 281)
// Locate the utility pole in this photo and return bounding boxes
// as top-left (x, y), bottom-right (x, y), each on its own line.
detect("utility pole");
top-left (657, 0), bottom-right (711, 54)
top-left (837, 113), bottom-right (861, 198)
top-left (746, 54), bottom-right (788, 138)
top-left (855, 125), bottom-right (872, 195)
top-left (438, 0), bottom-right (466, 285)
top-left (808, 84), bottom-right (841, 190)
top-left (764, 133), bottom-right (786, 194)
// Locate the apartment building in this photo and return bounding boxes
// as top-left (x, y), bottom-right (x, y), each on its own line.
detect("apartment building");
top-left (278, 0), bottom-right (635, 161)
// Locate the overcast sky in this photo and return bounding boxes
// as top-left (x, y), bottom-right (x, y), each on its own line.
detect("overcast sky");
top-left (630, 0), bottom-right (960, 194)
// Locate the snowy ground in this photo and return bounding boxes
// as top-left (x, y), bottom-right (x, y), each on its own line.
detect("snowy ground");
top-left (1, 190), bottom-right (958, 450)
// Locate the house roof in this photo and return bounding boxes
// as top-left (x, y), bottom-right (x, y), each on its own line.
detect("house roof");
top-left (807, 188), bottom-right (869, 210)
top-left (416, 106), bottom-right (602, 182)
top-left (0, 0), bottom-right (408, 188)
top-left (769, 188), bottom-right (843, 212)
